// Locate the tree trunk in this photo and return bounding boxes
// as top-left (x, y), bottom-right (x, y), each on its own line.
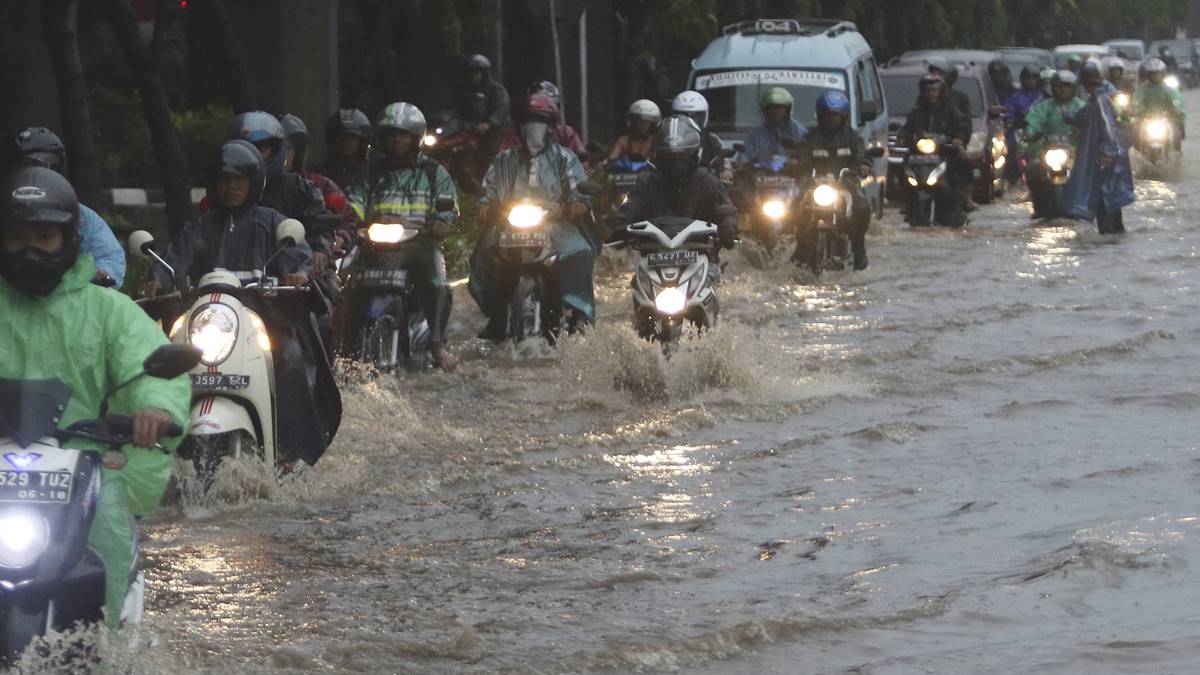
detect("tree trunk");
top-left (41, 0), bottom-right (101, 202)
top-left (194, 0), bottom-right (258, 112)
top-left (103, 0), bottom-right (193, 236)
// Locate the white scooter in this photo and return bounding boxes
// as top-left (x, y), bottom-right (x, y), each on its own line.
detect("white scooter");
top-left (129, 220), bottom-right (308, 476)
top-left (0, 344), bottom-right (197, 665)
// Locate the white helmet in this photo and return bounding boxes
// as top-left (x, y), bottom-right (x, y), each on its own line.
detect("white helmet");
top-left (627, 99), bottom-right (662, 128)
top-left (671, 90), bottom-right (710, 129)
top-left (1102, 56), bottom-right (1125, 72)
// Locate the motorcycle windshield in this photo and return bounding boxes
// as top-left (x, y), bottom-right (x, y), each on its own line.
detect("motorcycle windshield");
top-left (0, 378), bottom-right (73, 448)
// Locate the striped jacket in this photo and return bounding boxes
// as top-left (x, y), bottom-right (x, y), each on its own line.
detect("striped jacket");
top-left (346, 154), bottom-right (458, 227)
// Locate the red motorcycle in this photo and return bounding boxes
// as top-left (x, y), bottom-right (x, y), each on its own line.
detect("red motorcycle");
top-left (423, 113), bottom-right (485, 193)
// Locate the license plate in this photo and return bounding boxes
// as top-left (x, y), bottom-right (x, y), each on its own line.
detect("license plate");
top-left (357, 269), bottom-right (409, 289)
top-left (0, 470), bottom-right (72, 504)
top-left (611, 173), bottom-right (640, 189)
top-left (908, 155), bottom-right (941, 165)
top-left (499, 231), bottom-right (550, 248)
top-left (647, 250), bottom-right (698, 268)
top-left (755, 175), bottom-right (796, 188)
top-left (191, 373), bottom-right (251, 391)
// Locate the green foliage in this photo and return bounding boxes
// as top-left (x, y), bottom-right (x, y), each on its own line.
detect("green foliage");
top-left (172, 104), bottom-right (234, 185)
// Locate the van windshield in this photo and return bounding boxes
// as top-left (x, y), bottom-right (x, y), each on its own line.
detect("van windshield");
top-left (881, 74), bottom-right (984, 118)
top-left (692, 69), bottom-right (848, 134)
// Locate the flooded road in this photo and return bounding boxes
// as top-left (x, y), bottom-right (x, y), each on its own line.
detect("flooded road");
top-left (68, 93), bottom-right (1200, 674)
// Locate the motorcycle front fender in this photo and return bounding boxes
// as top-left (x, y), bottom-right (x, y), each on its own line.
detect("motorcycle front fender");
top-left (190, 396), bottom-right (260, 444)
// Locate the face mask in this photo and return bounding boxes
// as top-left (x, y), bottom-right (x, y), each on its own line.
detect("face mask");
top-left (0, 245), bottom-right (74, 297)
top-left (523, 122), bottom-right (548, 153)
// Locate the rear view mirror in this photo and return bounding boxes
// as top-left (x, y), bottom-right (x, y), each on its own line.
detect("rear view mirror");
top-left (276, 218), bottom-right (305, 246)
top-left (143, 344), bottom-right (202, 379)
top-left (860, 100), bottom-right (880, 123)
top-left (865, 146), bottom-right (885, 159)
top-left (127, 230), bottom-right (156, 260)
top-left (577, 180), bottom-right (603, 196)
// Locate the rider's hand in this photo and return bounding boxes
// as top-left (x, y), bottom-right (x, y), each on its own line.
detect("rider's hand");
top-left (718, 224), bottom-right (737, 250)
top-left (569, 202), bottom-right (588, 218)
top-left (284, 272), bottom-right (310, 287)
top-left (92, 269), bottom-right (112, 285)
top-left (131, 407), bottom-right (173, 449)
top-left (140, 279), bottom-right (161, 299)
top-left (858, 164), bottom-right (872, 178)
top-left (430, 219), bottom-right (450, 240)
top-left (313, 251), bottom-right (330, 273)
top-left (332, 234), bottom-right (349, 256)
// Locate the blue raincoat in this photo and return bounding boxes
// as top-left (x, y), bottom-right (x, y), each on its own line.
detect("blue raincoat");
top-left (1060, 91), bottom-right (1135, 221)
top-left (741, 119), bottom-right (808, 166)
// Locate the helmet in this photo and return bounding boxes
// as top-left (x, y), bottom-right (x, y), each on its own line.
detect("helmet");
top-left (1143, 57), bottom-right (1167, 74)
top-left (759, 86), bottom-right (794, 110)
top-left (207, 139), bottom-right (266, 211)
top-left (520, 93), bottom-right (560, 125)
top-left (464, 54), bottom-right (492, 71)
top-left (1040, 67), bottom-right (1057, 83)
top-left (671, 90), bottom-right (710, 129)
top-left (987, 58), bottom-right (1009, 76)
top-left (376, 102), bottom-right (427, 149)
top-left (627, 99), bottom-right (661, 128)
top-left (1019, 65), bottom-right (1041, 80)
top-left (1102, 56), bottom-right (1125, 72)
top-left (651, 115), bottom-right (702, 181)
top-left (816, 90), bottom-right (851, 118)
top-left (11, 127), bottom-right (67, 174)
top-left (1159, 46), bottom-right (1173, 56)
top-left (528, 80), bottom-right (562, 108)
top-left (919, 73), bottom-right (946, 97)
top-left (1052, 70), bottom-right (1078, 85)
top-left (278, 113), bottom-right (308, 171)
top-left (1078, 61), bottom-right (1104, 87)
top-left (228, 111), bottom-right (286, 182)
top-left (0, 167), bottom-right (82, 297)
top-left (324, 108), bottom-right (372, 146)
top-left (927, 57), bottom-right (959, 86)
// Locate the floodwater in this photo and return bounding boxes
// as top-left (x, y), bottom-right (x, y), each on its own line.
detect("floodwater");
top-left (17, 94), bottom-right (1200, 675)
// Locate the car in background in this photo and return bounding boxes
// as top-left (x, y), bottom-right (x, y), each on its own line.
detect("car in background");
top-left (995, 47), bottom-right (1054, 81)
top-left (1053, 44), bottom-right (1107, 68)
top-left (1147, 38), bottom-right (1198, 86)
top-left (689, 18), bottom-right (890, 212)
top-left (880, 61), bottom-right (1007, 204)
top-left (1103, 39), bottom-right (1146, 61)
top-left (891, 49), bottom-right (998, 69)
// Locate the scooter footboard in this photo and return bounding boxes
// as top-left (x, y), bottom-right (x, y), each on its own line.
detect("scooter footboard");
top-left (190, 396), bottom-right (257, 438)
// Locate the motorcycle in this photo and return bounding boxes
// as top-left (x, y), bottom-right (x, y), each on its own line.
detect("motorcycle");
top-left (605, 154), bottom-right (652, 214)
top-left (900, 133), bottom-right (962, 227)
top-left (623, 216), bottom-right (721, 356)
top-left (423, 112), bottom-right (485, 193)
top-left (793, 170), bottom-right (854, 275)
top-left (0, 344), bottom-right (197, 666)
top-left (1135, 115), bottom-right (1179, 165)
top-left (130, 220), bottom-right (329, 477)
top-left (1029, 133), bottom-right (1075, 219)
top-left (742, 155), bottom-right (802, 253)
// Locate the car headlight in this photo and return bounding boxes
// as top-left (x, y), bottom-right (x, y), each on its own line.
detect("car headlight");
top-left (1043, 147), bottom-right (1069, 172)
top-left (1165, 74), bottom-right (1180, 89)
top-left (916, 138), bottom-right (937, 154)
top-left (1144, 119), bottom-right (1169, 141)
top-left (654, 286), bottom-right (687, 315)
top-left (508, 203), bottom-right (547, 229)
top-left (1113, 92), bottom-right (1131, 109)
top-left (190, 303), bottom-right (238, 366)
top-left (368, 222), bottom-right (412, 244)
top-left (761, 199), bottom-right (786, 219)
top-left (246, 310), bottom-right (271, 352)
top-left (0, 508), bottom-right (49, 568)
top-left (812, 184), bottom-right (838, 207)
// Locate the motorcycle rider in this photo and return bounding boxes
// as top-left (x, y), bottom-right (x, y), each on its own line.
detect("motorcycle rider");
top-left (0, 166), bottom-right (190, 630)
top-left (1104, 57), bottom-right (1134, 94)
top-left (742, 87), bottom-right (808, 166)
top-left (317, 108), bottom-right (372, 195)
top-left (671, 90), bottom-right (724, 172)
top-left (614, 115), bottom-right (738, 264)
top-left (1133, 57), bottom-right (1186, 150)
top-left (455, 54), bottom-right (511, 161)
top-left (797, 91), bottom-right (871, 270)
top-left (989, 58), bottom-right (1016, 102)
top-left (141, 140), bottom-right (340, 467)
top-left (1061, 62), bottom-right (1135, 234)
top-left (1021, 70), bottom-right (1085, 218)
top-left (898, 74), bottom-right (972, 226)
top-left (926, 57), bottom-right (972, 118)
top-left (1003, 66), bottom-right (1047, 184)
top-left (470, 93), bottom-right (594, 342)
top-left (279, 113), bottom-right (357, 256)
top-left (608, 99), bottom-right (661, 162)
top-left (1157, 45), bottom-right (1180, 74)
top-left (500, 81), bottom-right (587, 155)
top-left (5, 127), bottom-right (126, 287)
top-left (345, 102), bottom-right (460, 372)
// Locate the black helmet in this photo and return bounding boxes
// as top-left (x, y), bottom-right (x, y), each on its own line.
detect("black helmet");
top-left (0, 167), bottom-right (82, 297)
top-left (206, 140), bottom-right (266, 211)
top-left (324, 108), bottom-right (372, 147)
top-left (987, 58), bottom-right (1009, 76)
top-left (228, 111), bottom-right (287, 183)
top-left (278, 113), bottom-right (309, 171)
top-left (1019, 65), bottom-right (1041, 80)
top-left (1078, 61), bottom-right (1104, 88)
top-left (464, 54), bottom-right (492, 71)
top-left (11, 127), bottom-right (67, 174)
top-left (651, 115), bottom-right (702, 181)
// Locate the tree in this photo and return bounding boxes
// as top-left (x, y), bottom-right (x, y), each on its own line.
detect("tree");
top-left (41, 0), bottom-right (101, 201)
top-left (191, 0), bottom-right (257, 112)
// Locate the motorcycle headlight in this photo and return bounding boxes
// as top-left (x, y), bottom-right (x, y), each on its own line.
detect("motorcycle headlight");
top-left (422, 134), bottom-right (438, 147)
top-left (812, 184), bottom-right (838, 207)
top-left (916, 138), bottom-right (937, 155)
top-left (168, 314), bottom-right (186, 339)
top-left (246, 310), bottom-right (271, 352)
top-left (1144, 119), bottom-right (1169, 141)
top-left (1043, 147), bottom-right (1069, 172)
top-left (1113, 92), bottom-right (1131, 110)
top-left (761, 199), bottom-right (787, 219)
top-left (508, 203), bottom-right (547, 229)
top-left (993, 155), bottom-right (1006, 171)
top-left (190, 303), bottom-right (238, 366)
top-left (991, 136), bottom-right (1007, 157)
top-left (926, 174), bottom-right (939, 186)
top-left (654, 286), bottom-right (687, 316)
top-left (906, 176), bottom-right (919, 187)
top-left (1165, 74), bottom-right (1180, 89)
top-left (368, 222), bottom-right (412, 244)
top-left (0, 508), bottom-right (49, 569)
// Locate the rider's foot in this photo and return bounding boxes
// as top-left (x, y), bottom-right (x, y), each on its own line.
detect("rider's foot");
top-left (431, 344), bottom-right (459, 372)
top-left (853, 250), bottom-right (869, 270)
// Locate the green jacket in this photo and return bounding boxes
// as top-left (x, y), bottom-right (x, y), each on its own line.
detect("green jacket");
top-left (1132, 82), bottom-right (1186, 122)
top-left (481, 145), bottom-right (586, 207)
top-left (346, 154), bottom-right (458, 227)
top-left (1022, 97), bottom-right (1086, 158)
top-left (0, 255), bottom-right (191, 628)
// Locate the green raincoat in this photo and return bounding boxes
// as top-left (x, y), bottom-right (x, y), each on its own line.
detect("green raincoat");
top-left (1132, 81), bottom-right (1186, 123)
top-left (0, 255), bottom-right (191, 629)
top-left (1021, 96), bottom-right (1087, 160)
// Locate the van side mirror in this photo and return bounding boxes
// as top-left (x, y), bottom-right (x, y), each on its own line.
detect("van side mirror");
top-left (276, 218), bottom-right (305, 246)
top-left (860, 100), bottom-right (880, 123)
top-left (143, 344), bottom-right (202, 379)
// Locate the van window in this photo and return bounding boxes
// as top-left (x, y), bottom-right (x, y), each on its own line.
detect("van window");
top-left (856, 59), bottom-right (882, 123)
top-left (693, 68), bottom-right (849, 134)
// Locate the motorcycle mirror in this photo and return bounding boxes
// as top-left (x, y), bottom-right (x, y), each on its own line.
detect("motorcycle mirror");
top-left (434, 197), bottom-right (456, 212)
top-left (732, 142), bottom-right (746, 154)
top-left (865, 147), bottom-right (886, 159)
top-left (988, 105), bottom-right (1007, 119)
top-left (577, 180), bottom-right (603, 196)
top-left (127, 230), bottom-right (156, 260)
top-left (719, 147), bottom-right (736, 158)
top-left (276, 218), bottom-right (305, 246)
top-left (143, 344), bottom-right (202, 379)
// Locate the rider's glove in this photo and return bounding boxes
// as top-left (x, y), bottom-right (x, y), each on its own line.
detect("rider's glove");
top-left (718, 223), bottom-right (737, 250)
